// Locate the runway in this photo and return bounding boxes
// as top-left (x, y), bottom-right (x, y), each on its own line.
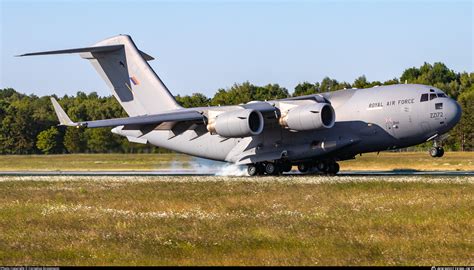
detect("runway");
top-left (1, 170), bottom-right (473, 176)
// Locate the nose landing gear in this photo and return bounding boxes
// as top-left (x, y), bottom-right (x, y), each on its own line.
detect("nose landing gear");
top-left (430, 146), bottom-right (444, 158)
top-left (430, 140), bottom-right (445, 158)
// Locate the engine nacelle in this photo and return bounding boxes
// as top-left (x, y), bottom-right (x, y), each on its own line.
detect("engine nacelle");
top-left (279, 103), bottom-right (335, 131)
top-left (207, 109), bottom-right (264, 138)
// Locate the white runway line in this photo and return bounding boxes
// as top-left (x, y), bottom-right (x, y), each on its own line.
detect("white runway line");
top-left (1, 170), bottom-right (474, 176)
top-left (0, 175), bottom-right (473, 184)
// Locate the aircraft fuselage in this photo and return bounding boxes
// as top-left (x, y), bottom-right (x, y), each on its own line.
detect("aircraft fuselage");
top-left (135, 84), bottom-right (461, 165)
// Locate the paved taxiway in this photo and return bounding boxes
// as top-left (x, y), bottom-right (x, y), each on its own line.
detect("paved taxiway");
top-left (1, 170), bottom-right (473, 176)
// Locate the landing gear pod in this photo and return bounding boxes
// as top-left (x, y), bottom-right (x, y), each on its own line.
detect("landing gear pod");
top-left (279, 103), bottom-right (335, 131)
top-left (207, 109), bottom-right (264, 138)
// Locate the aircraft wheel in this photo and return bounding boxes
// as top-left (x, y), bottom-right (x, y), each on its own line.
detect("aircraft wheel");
top-left (247, 164), bottom-right (258, 176)
top-left (256, 163), bottom-right (266, 175)
top-left (297, 163), bottom-right (310, 173)
top-left (436, 147), bottom-right (445, 157)
top-left (281, 162), bottom-right (292, 173)
top-left (327, 162), bottom-right (340, 175)
top-left (316, 161), bottom-right (328, 172)
top-left (429, 147), bottom-right (439, 158)
top-left (265, 162), bottom-right (277, 175)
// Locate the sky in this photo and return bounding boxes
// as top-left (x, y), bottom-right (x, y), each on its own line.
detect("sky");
top-left (0, 0), bottom-right (472, 97)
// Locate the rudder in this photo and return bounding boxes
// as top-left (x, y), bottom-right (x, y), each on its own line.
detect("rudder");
top-left (79, 35), bottom-right (181, 116)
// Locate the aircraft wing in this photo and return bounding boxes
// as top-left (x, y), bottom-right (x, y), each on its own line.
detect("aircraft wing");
top-left (50, 97), bottom-right (203, 128)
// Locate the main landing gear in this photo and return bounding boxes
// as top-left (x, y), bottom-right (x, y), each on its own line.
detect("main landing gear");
top-left (247, 161), bottom-right (292, 176)
top-left (297, 160), bottom-right (340, 176)
top-left (247, 160), bottom-right (340, 176)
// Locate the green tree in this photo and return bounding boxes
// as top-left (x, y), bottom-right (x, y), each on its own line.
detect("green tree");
top-left (294, 82), bottom-right (319, 96)
top-left (353, 75), bottom-right (369, 89)
top-left (63, 127), bottom-right (86, 153)
top-left (210, 82), bottom-right (255, 106)
top-left (455, 87), bottom-right (474, 151)
top-left (175, 93), bottom-right (210, 108)
top-left (400, 62), bottom-right (460, 97)
top-left (36, 127), bottom-right (61, 154)
top-left (85, 128), bottom-right (119, 153)
top-left (383, 78), bottom-right (400, 85)
top-left (400, 67), bottom-right (420, 83)
top-left (320, 77), bottom-right (342, 92)
top-left (254, 84), bottom-right (289, 101)
top-left (0, 95), bottom-right (38, 154)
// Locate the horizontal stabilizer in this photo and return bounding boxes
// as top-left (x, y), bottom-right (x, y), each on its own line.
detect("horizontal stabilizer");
top-left (18, 45), bottom-right (154, 61)
top-left (16, 45), bottom-right (124, 57)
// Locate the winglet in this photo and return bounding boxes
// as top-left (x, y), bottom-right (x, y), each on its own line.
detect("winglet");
top-left (50, 97), bottom-right (77, 127)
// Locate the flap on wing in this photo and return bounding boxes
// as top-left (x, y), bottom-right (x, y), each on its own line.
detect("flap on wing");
top-left (81, 111), bottom-right (203, 128)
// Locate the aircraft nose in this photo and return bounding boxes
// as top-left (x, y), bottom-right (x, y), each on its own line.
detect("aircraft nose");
top-left (446, 98), bottom-right (462, 128)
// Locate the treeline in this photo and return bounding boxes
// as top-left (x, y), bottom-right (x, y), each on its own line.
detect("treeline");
top-left (0, 62), bottom-right (472, 154)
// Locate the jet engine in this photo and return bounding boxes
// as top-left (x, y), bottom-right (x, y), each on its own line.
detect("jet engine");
top-left (207, 109), bottom-right (264, 137)
top-left (279, 103), bottom-right (335, 131)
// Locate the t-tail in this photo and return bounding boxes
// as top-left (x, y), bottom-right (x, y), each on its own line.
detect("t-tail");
top-left (18, 34), bottom-right (181, 116)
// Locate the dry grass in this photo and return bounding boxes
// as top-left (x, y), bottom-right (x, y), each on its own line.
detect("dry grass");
top-left (0, 175), bottom-right (472, 266)
top-left (0, 152), bottom-right (472, 172)
top-left (0, 153), bottom-right (192, 171)
top-left (340, 151), bottom-right (474, 171)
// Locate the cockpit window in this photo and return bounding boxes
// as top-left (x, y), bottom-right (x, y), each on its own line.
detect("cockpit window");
top-left (437, 93), bottom-right (447, 98)
top-left (420, 94), bottom-right (428, 102)
top-left (430, 93), bottom-right (437, 100)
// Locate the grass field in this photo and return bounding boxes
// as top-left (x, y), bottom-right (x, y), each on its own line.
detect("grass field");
top-left (0, 175), bottom-right (472, 266)
top-left (0, 152), bottom-right (473, 171)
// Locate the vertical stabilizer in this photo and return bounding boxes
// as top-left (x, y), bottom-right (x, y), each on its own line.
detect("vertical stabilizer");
top-left (80, 35), bottom-right (180, 116)
top-left (18, 35), bottom-right (181, 116)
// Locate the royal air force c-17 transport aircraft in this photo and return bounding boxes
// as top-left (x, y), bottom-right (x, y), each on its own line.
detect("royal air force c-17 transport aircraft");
top-left (19, 35), bottom-right (462, 176)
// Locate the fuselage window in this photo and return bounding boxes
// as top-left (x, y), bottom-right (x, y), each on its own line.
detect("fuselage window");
top-left (435, 103), bottom-right (443, 110)
top-left (430, 93), bottom-right (437, 100)
top-left (437, 93), bottom-right (447, 98)
top-left (420, 94), bottom-right (428, 102)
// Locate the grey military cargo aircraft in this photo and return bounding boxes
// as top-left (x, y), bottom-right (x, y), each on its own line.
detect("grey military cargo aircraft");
top-left (19, 35), bottom-right (462, 176)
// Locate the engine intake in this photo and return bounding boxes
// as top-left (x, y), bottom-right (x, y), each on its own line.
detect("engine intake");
top-left (207, 109), bottom-right (264, 138)
top-left (279, 103), bottom-right (335, 131)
